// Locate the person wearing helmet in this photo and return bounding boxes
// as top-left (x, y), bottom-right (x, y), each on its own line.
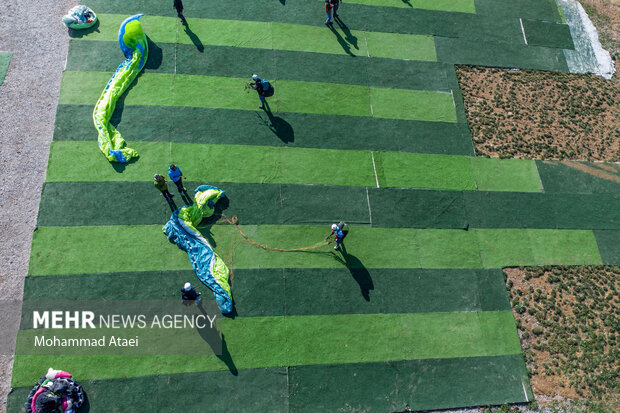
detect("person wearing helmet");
top-left (181, 282), bottom-right (201, 305)
top-left (168, 164), bottom-right (186, 193)
top-left (153, 173), bottom-right (174, 201)
top-left (328, 222), bottom-right (347, 250)
top-left (249, 74), bottom-right (274, 110)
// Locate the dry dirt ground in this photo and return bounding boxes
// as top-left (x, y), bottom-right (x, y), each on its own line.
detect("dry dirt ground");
top-left (505, 267), bottom-right (619, 413)
top-left (457, 65), bottom-right (620, 162)
top-left (579, 0), bottom-right (620, 59)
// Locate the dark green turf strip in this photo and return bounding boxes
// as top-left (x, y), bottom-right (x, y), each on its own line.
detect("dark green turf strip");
top-left (594, 230), bottom-right (620, 265)
top-left (465, 192), bottom-right (620, 230)
top-left (367, 188), bottom-right (468, 228)
top-left (21, 268), bottom-right (510, 316)
top-left (66, 40), bottom-right (455, 92)
top-left (53, 104), bottom-right (473, 155)
top-left (7, 368), bottom-right (288, 413)
top-left (475, 0), bottom-right (562, 22)
top-left (36, 181), bottom-right (371, 227)
top-left (7, 355), bottom-right (531, 412)
top-left (326, 0), bottom-right (476, 13)
top-left (42, 182), bottom-right (620, 230)
top-left (0, 51), bottom-right (12, 85)
top-left (536, 160), bottom-right (620, 194)
top-left (435, 37), bottom-right (569, 71)
top-left (289, 355), bottom-right (532, 411)
top-left (522, 19), bottom-right (574, 49)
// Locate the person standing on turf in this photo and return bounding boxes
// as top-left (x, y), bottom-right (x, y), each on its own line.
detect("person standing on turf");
top-left (181, 282), bottom-right (202, 306)
top-left (154, 174), bottom-right (174, 201)
top-left (173, 0), bottom-right (187, 25)
top-left (249, 74), bottom-right (274, 110)
top-left (328, 222), bottom-right (347, 250)
top-left (324, 0), bottom-right (334, 26)
top-left (168, 164), bottom-right (186, 193)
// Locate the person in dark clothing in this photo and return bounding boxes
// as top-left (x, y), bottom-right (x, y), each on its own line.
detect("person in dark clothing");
top-left (250, 74), bottom-right (274, 110)
top-left (154, 174), bottom-right (174, 201)
top-left (181, 282), bottom-right (202, 306)
top-left (168, 164), bottom-right (186, 192)
top-left (173, 0), bottom-right (187, 25)
top-left (331, 0), bottom-right (341, 18)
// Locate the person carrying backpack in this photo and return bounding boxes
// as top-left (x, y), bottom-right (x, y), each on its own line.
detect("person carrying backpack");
top-left (250, 74), bottom-right (274, 110)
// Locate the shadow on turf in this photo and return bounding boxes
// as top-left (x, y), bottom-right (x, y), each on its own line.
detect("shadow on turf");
top-left (327, 23), bottom-right (356, 57)
top-left (334, 16), bottom-right (359, 50)
top-left (331, 242), bottom-right (374, 301)
top-left (197, 303), bottom-right (238, 375)
top-left (401, 0), bottom-right (413, 7)
top-left (145, 36), bottom-right (163, 69)
top-left (183, 23), bottom-right (204, 53)
top-left (256, 112), bottom-right (295, 144)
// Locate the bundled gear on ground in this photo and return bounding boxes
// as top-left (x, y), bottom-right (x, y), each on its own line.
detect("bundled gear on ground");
top-left (24, 368), bottom-right (85, 413)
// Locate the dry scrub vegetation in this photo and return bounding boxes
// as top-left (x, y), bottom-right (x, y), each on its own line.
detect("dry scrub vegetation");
top-left (457, 66), bottom-right (619, 162)
top-left (505, 266), bottom-right (619, 412)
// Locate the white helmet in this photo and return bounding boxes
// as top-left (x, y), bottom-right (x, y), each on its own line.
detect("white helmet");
top-left (183, 282), bottom-right (192, 291)
top-left (331, 224), bottom-right (339, 230)
top-left (252, 74), bottom-right (259, 80)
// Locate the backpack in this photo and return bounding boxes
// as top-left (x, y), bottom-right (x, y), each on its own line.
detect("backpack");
top-left (260, 79), bottom-right (274, 97)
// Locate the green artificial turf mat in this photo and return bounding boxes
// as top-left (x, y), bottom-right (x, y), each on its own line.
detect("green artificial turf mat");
top-left (465, 192), bottom-right (620, 230)
top-left (370, 88), bottom-right (456, 122)
top-left (289, 355), bottom-right (532, 411)
top-left (527, 229), bottom-right (602, 265)
top-left (0, 51), bottom-right (12, 85)
top-left (21, 268), bottom-right (510, 316)
top-left (470, 157), bottom-right (542, 192)
top-left (54, 104), bottom-right (474, 155)
top-left (475, 229), bottom-right (602, 268)
top-left (82, 14), bottom-right (437, 61)
top-left (536, 160), bottom-right (620, 194)
top-left (435, 37), bottom-right (569, 71)
top-left (594, 230), bottom-right (620, 265)
top-left (31, 224), bottom-right (605, 275)
top-left (375, 151), bottom-right (477, 190)
top-left (8, 369), bottom-right (289, 413)
top-left (12, 310), bottom-right (521, 384)
top-left (329, 0), bottom-right (476, 13)
top-left (416, 229), bottom-right (482, 268)
top-left (475, 0), bottom-right (563, 22)
top-left (59, 71), bottom-right (455, 121)
top-left (46, 141), bottom-right (376, 187)
top-left (364, 31), bottom-right (436, 61)
top-left (367, 188), bottom-right (468, 228)
top-left (8, 355), bottom-right (531, 412)
top-left (521, 19), bottom-right (574, 49)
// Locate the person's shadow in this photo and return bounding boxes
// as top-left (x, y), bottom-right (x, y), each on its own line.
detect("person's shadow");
top-left (256, 112), bottom-right (294, 143)
top-left (332, 242), bottom-right (374, 301)
top-left (328, 24), bottom-right (355, 57)
top-left (334, 16), bottom-right (359, 50)
top-left (184, 22), bottom-right (204, 53)
top-left (196, 303), bottom-right (238, 375)
top-left (279, 0), bottom-right (286, 4)
top-left (401, 0), bottom-right (413, 7)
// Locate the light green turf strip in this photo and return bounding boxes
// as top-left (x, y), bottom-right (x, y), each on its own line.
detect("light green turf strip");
top-left (332, 0), bottom-right (476, 13)
top-left (470, 157), bottom-right (542, 192)
top-left (46, 141), bottom-right (376, 187)
top-left (475, 229), bottom-right (602, 268)
top-left (375, 151), bottom-right (477, 190)
top-left (82, 14), bottom-right (436, 61)
top-left (12, 311), bottom-right (519, 385)
top-left (28, 225), bottom-right (602, 275)
top-left (59, 71), bottom-right (455, 122)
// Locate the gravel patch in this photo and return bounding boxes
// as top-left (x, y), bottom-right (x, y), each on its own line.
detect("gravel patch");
top-left (0, 1), bottom-right (74, 411)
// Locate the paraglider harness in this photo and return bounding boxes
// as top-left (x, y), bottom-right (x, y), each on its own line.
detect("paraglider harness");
top-left (247, 78), bottom-right (274, 98)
